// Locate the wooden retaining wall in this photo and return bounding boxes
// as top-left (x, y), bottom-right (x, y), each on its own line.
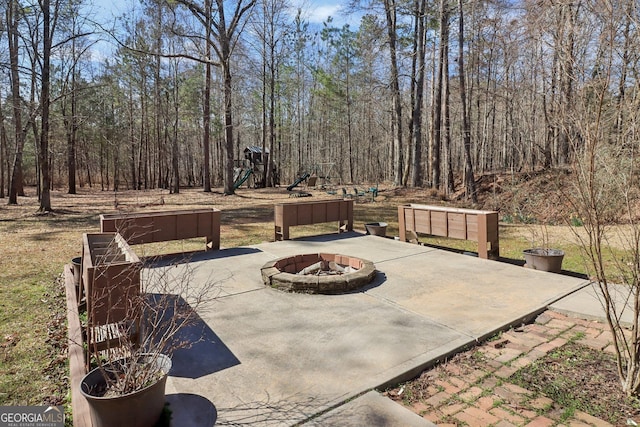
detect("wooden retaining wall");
top-left (274, 199), bottom-right (354, 241)
top-left (398, 204), bottom-right (499, 259)
top-left (100, 208), bottom-right (221, 251)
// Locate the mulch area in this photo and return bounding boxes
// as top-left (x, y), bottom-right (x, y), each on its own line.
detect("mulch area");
top-left (385, 310), bottom-right (639, 426)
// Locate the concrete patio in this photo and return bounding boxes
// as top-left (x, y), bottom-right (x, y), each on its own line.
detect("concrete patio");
top-left (156, 232), bottom-right (589, 426)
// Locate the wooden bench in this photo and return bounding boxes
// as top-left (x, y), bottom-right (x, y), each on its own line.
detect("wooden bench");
top-left (100, 208), bottom-right (221, 251)
top-left (397, 204), bottom-right (499, 259)
top-left (275, 199), bottom-right (354, 241)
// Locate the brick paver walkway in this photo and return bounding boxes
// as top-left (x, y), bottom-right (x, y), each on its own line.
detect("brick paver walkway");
top-left (387, 310), bottom-right (618, 426)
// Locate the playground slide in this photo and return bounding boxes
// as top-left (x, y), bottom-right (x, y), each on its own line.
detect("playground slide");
top-left (234, 168), bottom-right (253, 189)
top-left (287, 172), bottom-right (310, 191)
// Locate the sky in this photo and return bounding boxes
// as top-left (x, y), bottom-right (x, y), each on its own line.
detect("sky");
top-left (293, 0), bottom-right (356, 26)
top-left (92, 0), bottom-right (358, 27)
top-left (87, 0), bottom-right (360, 60)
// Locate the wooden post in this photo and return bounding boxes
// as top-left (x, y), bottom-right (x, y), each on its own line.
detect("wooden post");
top-left (398, 205), bottom-right (407, 241)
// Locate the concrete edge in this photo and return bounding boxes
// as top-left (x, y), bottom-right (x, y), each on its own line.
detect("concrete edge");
top-left (548, 281), bottom-right (637, 328)
top-left (303, 279), bottom-right (594, 426)
top-left (470, 279), bottom-right (592, 342)
top-left (373, 335), bottom-right (476, 392)
top-left (297, 335), bottom-right (473, 425)
top-left (302, 390), bottom-right (437, 426)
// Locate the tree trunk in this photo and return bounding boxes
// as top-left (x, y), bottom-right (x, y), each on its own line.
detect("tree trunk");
top-left (66, 69), bottom-right (78, 194)
top-left (346, 55), bottom-right (354, 184)
top-left (38, 0), bottom-right (53, 212)
top-left (443, 30), bottom-right (454, 195)
top-left (127, 84), bottom-right (137, 189)
top-left (202, 0), bottom-right (212, 192)
top-left (172, 64), bottom-right (180, 194)
top-left (8, 0), bottom-right (24, 205)
top-left (0, 96), bottom-right (7, 198)
top-left (457, 0), bottom-right (476, 202)
top-left (267, 58), bottom-right (276, 187)
top-left (383, 0), bottom-right (403, 187)
top-left (66, 24), bottom-right (78, 195)
top-left (410, 0), bottom-right (426, 187)
top-left (222, 60), bottom-right (235, 195)
top-left (261, 18), bottom-right (268, 188)
top-left (431, 0), bottom-right (448, 190)
top-left (154, 4), bottom-right (164, 189)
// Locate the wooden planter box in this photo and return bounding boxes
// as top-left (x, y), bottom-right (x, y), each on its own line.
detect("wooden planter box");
top-left (275, 199), bottom-right (354, 240)
top-left (100, 208), bottom-right (221, 251)
top-left (398, 204), bottom-right (499, 259)
top-left (82, 233), bottom-right (142, 371)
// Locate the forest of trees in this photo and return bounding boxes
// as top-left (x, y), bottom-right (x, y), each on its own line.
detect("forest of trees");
top-left (0, 0), bottom-right (638, 210)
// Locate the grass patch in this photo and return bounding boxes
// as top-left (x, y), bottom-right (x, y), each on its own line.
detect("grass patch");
top-left (510, 342), bottom-right (640, 424)
top-left (0, 218), bottom-right (75, 407)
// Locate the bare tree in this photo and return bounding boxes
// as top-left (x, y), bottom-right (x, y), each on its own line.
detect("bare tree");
top-left (430, 0), bottom-right (448, 190)
top-left (254, 0), bottom-right (289, 187)
top-left (37, 0), bottom-right (60, 212)
top-left (170, 0), bottom-right (256, 195)
top-left (456, 0), bottom-right (476, 202)
top-left (383, 0), bottom-right (403, 187)
top-left (566, 0), bottom-right (640, 396)
top-left (410, 0), bottom-right (427, 187)
top-left (202, 0), bottom-right (213, 192)
top-left (7, 0), bottom-right (25, 205)
top-left (0, 94), bottom-right (8, 198)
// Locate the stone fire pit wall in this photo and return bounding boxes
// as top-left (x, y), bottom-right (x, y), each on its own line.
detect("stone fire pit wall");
top-left (261, 253), bottom-right (377, 294)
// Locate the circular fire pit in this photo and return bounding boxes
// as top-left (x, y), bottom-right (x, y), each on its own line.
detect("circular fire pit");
top-left (261, 253), bottom-right (377, 294)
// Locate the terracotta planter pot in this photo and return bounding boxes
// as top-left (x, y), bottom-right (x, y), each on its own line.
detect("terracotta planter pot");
top-left (523, 248), bottom-right (565, 273)
top-left (80, 354), bottom-right (171, 427)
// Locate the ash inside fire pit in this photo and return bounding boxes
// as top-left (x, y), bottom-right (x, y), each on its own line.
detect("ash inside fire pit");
top-left (298, 260), bottom-right (357, 276)
top-left (261, 253), bottom-right (377, 294)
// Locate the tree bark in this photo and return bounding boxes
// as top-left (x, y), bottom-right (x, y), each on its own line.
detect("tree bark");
top-left (38, 0), bottom-right (53, 212)
top-left (410, 0), bottom-right (426, 187)
top-left (383, 0), bottom-right (403, 187)
top-left (7, 0), bottom-right (24, 205)
top-left (457, 0), bottom-right (476, 202)
top-left (431, 0), bottom-right (448, 190)
top-left (222, 55), bottom-right (235, 195)
top-left (203, 64), bottom-right (212, 192)
top-left (0, 96), bottom-right (7, 198)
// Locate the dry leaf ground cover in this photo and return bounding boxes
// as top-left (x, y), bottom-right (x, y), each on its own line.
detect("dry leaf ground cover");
top-left (0, 174), bottom-right (622, 424)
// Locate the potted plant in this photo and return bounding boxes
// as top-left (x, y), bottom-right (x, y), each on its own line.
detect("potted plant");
top-left (523, 223), bottom-right (565, 273)
top-left (80, 352), bottom-right (172, 427)
top-left (78, 235), bottom-right (217, 427)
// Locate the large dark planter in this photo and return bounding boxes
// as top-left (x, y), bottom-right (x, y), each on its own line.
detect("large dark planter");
top-left (523, 248), bottom-right (565, 273)
top-left (80, 354), bottom-right (172, 427)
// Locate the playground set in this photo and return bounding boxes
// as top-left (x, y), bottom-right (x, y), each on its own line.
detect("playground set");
top-left (284, 162), bottom-right (339, 194)
top-left (233, 146), bottom-right (278, 189)
top-left (233, 150), bottom-right (377, 200)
